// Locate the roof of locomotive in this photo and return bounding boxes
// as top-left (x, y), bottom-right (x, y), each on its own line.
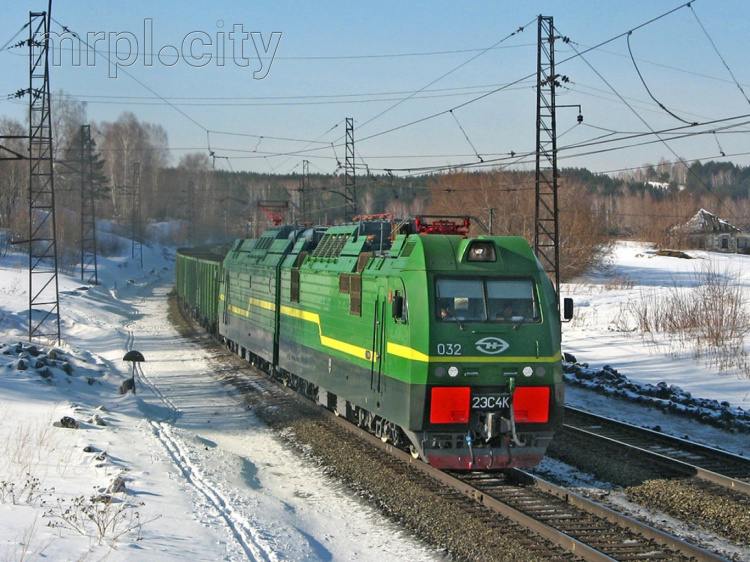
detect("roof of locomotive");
top-left (387, 233), bottom-right (542, 273)
top-left (218, 217), bottom-right (542, 275)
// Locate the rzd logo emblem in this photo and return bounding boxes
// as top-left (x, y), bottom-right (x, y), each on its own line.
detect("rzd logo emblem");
top-left (475, 337), bottom-right (509, 355)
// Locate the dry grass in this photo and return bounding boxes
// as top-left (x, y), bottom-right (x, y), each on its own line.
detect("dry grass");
top-left (0, 413), bottom-right (154, 553)
top-left (0, 411), bottom-right (61, 481)
top-left (44, 488), bottom-right (149, 547)
top-left (617, 260), bottom-right (750, 376)
top-left (2, 516), bottom-right (54, 562)
top-left (602, 273), bottom-right (634, 291)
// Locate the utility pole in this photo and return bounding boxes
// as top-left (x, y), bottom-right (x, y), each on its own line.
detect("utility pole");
top-left (27, 6), bottom-right (61, 343)
top-left (79, 124), bottom-right (98, 284)
top-left (299, 159), bottom-right (310, 223)
top-left (344, 118), bottom-right (356, 218)
top-left (186, 179), bottom-right (195, 246)
top-left (129, 162), bottom-right (142, 268)
top-left (534, 15), bottom-right (560, 298)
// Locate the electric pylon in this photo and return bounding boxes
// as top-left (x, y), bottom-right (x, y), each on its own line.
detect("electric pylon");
top-left (299, 159), bottom-right (310, 223)
top-left (534, 15), bottom-right (560, 298)
top-left (344, 118), bottom-right (356, 218)
top-left (27, 7), bottom-right (61, 343)
top-left (79, 124), bottom-right (98, 284)
top-left (130, 162), bottom-right (142, 268)
top-left (186, 179), bottom-right (195, 246)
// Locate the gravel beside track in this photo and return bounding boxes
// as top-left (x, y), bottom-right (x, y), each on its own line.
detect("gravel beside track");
top-left (547, 421), bottom-right (750, 555)
top-left (626, 478), bottom-right (750, 545)
top-left (169, 293), bottom-right (577, 562)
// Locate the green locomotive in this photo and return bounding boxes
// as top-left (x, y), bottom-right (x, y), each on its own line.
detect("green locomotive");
top-left (176, 215), bottom-right (571, 470)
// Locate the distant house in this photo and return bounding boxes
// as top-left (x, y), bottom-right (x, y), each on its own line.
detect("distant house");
top-left (682, 208), bottom-right (750, 254)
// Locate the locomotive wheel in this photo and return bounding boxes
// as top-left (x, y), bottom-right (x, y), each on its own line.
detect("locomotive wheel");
top-left (409, 445), bottom-right (420, 459)
top-left (391, 430), bottom-right (402, 447)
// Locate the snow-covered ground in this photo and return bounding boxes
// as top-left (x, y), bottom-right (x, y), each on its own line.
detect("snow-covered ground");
top-left (561, 241), bottom-right (750, 457)
top-left (0, 246), bottom-right (443, 561)
top-left (2, 238), bottom-right (749, 560)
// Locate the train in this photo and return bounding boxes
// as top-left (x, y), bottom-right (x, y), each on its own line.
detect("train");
top-left (175, 215), bottom-right (572, 470)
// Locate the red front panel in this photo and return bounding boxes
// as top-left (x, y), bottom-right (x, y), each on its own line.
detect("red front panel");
top-left (430, 387), bottom-right (471, 424)
top-left (513, 386), bottom-right (550, 423)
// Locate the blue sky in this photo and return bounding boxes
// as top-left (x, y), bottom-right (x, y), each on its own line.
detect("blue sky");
top-left (1, 0), bottom-right (749, 176)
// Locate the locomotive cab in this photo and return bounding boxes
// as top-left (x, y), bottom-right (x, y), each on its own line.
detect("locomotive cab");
top-left (398, 234), bottom-right (565, 469)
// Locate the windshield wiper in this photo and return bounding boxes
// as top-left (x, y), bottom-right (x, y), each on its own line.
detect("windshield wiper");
top-left (444, 310), bottom-right (466, 331)
top-left (513, 307), bottom-right (532, 331)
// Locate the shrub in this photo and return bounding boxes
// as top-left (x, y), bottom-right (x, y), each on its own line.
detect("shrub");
top-left (622, 260), bottom-right (750, 375)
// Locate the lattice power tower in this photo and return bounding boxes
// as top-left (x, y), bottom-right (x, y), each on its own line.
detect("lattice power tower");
top-left (27, 8), bottom-right (61, 343)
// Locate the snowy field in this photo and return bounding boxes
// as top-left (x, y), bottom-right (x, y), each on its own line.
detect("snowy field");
top-left (561, 241), bottom-right (750, 457)
top-left (1, 239), bottom-right (749, 560)
top-left (0, 246), bottom-right (443, 561)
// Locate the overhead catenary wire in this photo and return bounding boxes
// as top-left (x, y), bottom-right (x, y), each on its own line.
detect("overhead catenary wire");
top-left (0, 21), bottom-right (29, 52)
top-left (450, 110), bottom-right (483, 162)
top-left (688, 2), bottom-right (750, 106)
top-left (551, 23), bottom-right (745, 225)
top-left (362, 111), bottom-right (750, 176)
top-left (2, 39), bottom-right (534, 62)
top-left (206, 129), bottom-right (332, 146)
top-left (214, 110), bottom-right (749, 177)
top-left (626, 32), bottom-right (697, 126)
top-left (41, 17), bottom-right (346, 163)
top-left (592, 149), bottom-right (750, 177)
top-left (552, 23), bottom-right (722, 196)
top-left (48, 16), bottom-right (208, 134)
top-left (10, 4), bottom-right (746, 236)
top-left (348, 2), bottom-right (699, 154)
top-left (571, 42), bottom-right (750, 92)
top-left (53, 85), bottom-right (532, 107)
top-left (23, 0), bottom-right (746, 186)
top-left (55, 2), bottom-right (695, 175)
top-left (118, 94), bottom-right (747, 170)
top-left (553, 1), bottom-right (694, 68)
top-left (352, 19), bottom-right (536, 134)
top-left (372, 1), bottom-right (695, 176)
top-left (37, 13), bottom-right (537, 170)
top-left (47, 81), bottom-right (532, 104)
top-left (560, 113), bottom-right (750, 154)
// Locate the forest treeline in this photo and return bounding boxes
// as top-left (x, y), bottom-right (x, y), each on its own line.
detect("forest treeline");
top-left (2, 97), bottom-right (750, 281)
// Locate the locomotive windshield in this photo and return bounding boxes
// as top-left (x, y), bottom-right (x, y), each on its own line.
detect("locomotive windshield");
top-left (436, 277), bottom-right (540, 324)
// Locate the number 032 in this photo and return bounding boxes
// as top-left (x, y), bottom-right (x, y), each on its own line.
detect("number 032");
top-left (436, 343), bottom-right (462, 355)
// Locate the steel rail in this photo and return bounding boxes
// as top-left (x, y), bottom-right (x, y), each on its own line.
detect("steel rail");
top-left (564, 406), bottom-right (750, 495)
top-left (313, 403), bottom-right (726, 562)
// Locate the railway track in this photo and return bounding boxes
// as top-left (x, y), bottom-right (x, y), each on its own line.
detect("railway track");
top-left (307, 395), bottom-right (726, 561)
top-left (174, 301), bottom-right (734, 561)
top-left (562, 406), bottom-right (750, 494)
